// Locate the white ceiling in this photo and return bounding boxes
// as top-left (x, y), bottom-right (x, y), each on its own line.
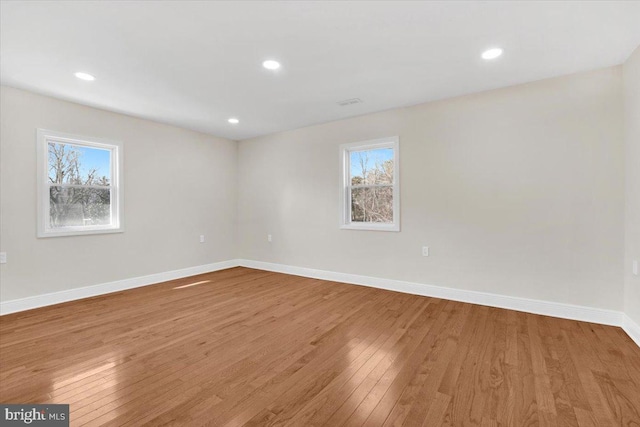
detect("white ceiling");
top-left (2, 1), bottom-right (640, 141)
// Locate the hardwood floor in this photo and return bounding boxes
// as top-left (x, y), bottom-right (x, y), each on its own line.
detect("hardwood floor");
top-left (1, 267), bottom-right (639, 426)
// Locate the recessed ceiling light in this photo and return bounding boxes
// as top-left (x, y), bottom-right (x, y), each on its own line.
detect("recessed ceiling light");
top-left (262, 60), bottom-right (281, 70)
top-left (481, 48), bottom-right (503, 60)
top-left (228, 118), bottom-right (239, 124)
top-left (74, 72), bottom-right (95, 81)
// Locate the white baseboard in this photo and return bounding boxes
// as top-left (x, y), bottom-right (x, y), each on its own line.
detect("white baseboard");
top-left (0, 260), bottom-right (239, 315)
top-left (2, 257), bottom-right (638, 349)
top-left (237, 259), bottom-right (626, 328)
top-left (622, 314), bottom-right (640, 347)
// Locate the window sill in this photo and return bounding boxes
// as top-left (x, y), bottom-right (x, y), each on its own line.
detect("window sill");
top-left (37, 226), bottom-right (124, 238)
top-left (340, 223), bottom-right (400, 232)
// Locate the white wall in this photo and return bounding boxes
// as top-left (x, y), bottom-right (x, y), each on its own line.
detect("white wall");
top-left (624, 47), bottom-right (640, 325)
top-left (0, 86), bottom-right (237, 301)
top-left (237, 67), bottom-right (625, 311)
top-left (2, 63), bottom-right (633, 319)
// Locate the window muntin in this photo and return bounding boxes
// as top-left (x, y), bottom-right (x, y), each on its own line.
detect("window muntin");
top-left (37, 130), bottom-right (123, 237)
top-left (340, 137), bottom-right (399, 231)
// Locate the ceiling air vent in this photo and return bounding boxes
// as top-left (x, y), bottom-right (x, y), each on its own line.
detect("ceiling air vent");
top-left (337, 98), bottom-right (362, 107)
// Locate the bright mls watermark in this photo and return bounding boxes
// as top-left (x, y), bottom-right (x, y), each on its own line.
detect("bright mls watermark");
top-left (1, 404), bottom-right (69, 426)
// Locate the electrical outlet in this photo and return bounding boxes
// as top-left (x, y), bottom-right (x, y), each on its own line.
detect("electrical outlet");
top-left (199, 235), bottom-right (205, 243)
top-left (0, 252), bottom-right (6, 264)
top-left (267, 234), bottom-right (272, 243)
top-left (422, 246), bottom-right (429, 257)
top-left (634, 260), bottom-right (639, 276)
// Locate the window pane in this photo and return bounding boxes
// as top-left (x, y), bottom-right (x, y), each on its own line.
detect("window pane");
top-left (48, 142), bottom-right (111, 186)
top-left (351, 186), bottom-right (393, 223)
top-left (49, 186), bottom-right (111, 227)
top-left (350, 148), bottom-right (393, 185)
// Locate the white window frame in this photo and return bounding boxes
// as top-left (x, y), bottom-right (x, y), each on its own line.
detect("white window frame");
top-left (37, 129), bottom-right (124, 238)
top-left (340, 136), bottom-right (400, 231)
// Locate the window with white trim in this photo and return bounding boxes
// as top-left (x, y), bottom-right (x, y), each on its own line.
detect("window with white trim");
top-left (340, 137), bottom-right (399, 231)
top-left (37, 129), bottom-right (123, 237)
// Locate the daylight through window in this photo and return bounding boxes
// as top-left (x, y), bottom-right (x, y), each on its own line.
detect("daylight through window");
top-left (340, 137), bottom-right (399, 231)
top-left (37, 130), bottom-right (123, 237)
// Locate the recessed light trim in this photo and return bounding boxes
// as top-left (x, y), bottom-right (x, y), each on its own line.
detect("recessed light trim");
top-left (481, 48), bottom-right (503, 60)
top-left (262, 60), bottom-right (281, 70)
top-left (74, 72), bottom-right (95, 81)
top-left (228, 118), bottom-right (239, 124)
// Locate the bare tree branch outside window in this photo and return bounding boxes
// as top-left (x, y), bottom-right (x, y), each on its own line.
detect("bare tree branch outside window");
top-left (48, 142), bottom-right (112, 227)
top-left (349, 148), bottom-right (394, 223)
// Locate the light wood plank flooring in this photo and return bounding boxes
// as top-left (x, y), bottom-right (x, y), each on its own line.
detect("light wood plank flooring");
top-left (1, 267), bottom-right (639, 426)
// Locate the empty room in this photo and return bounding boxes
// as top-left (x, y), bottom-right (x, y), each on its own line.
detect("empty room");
top-left (1, 1), bottom-right (640, 426)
